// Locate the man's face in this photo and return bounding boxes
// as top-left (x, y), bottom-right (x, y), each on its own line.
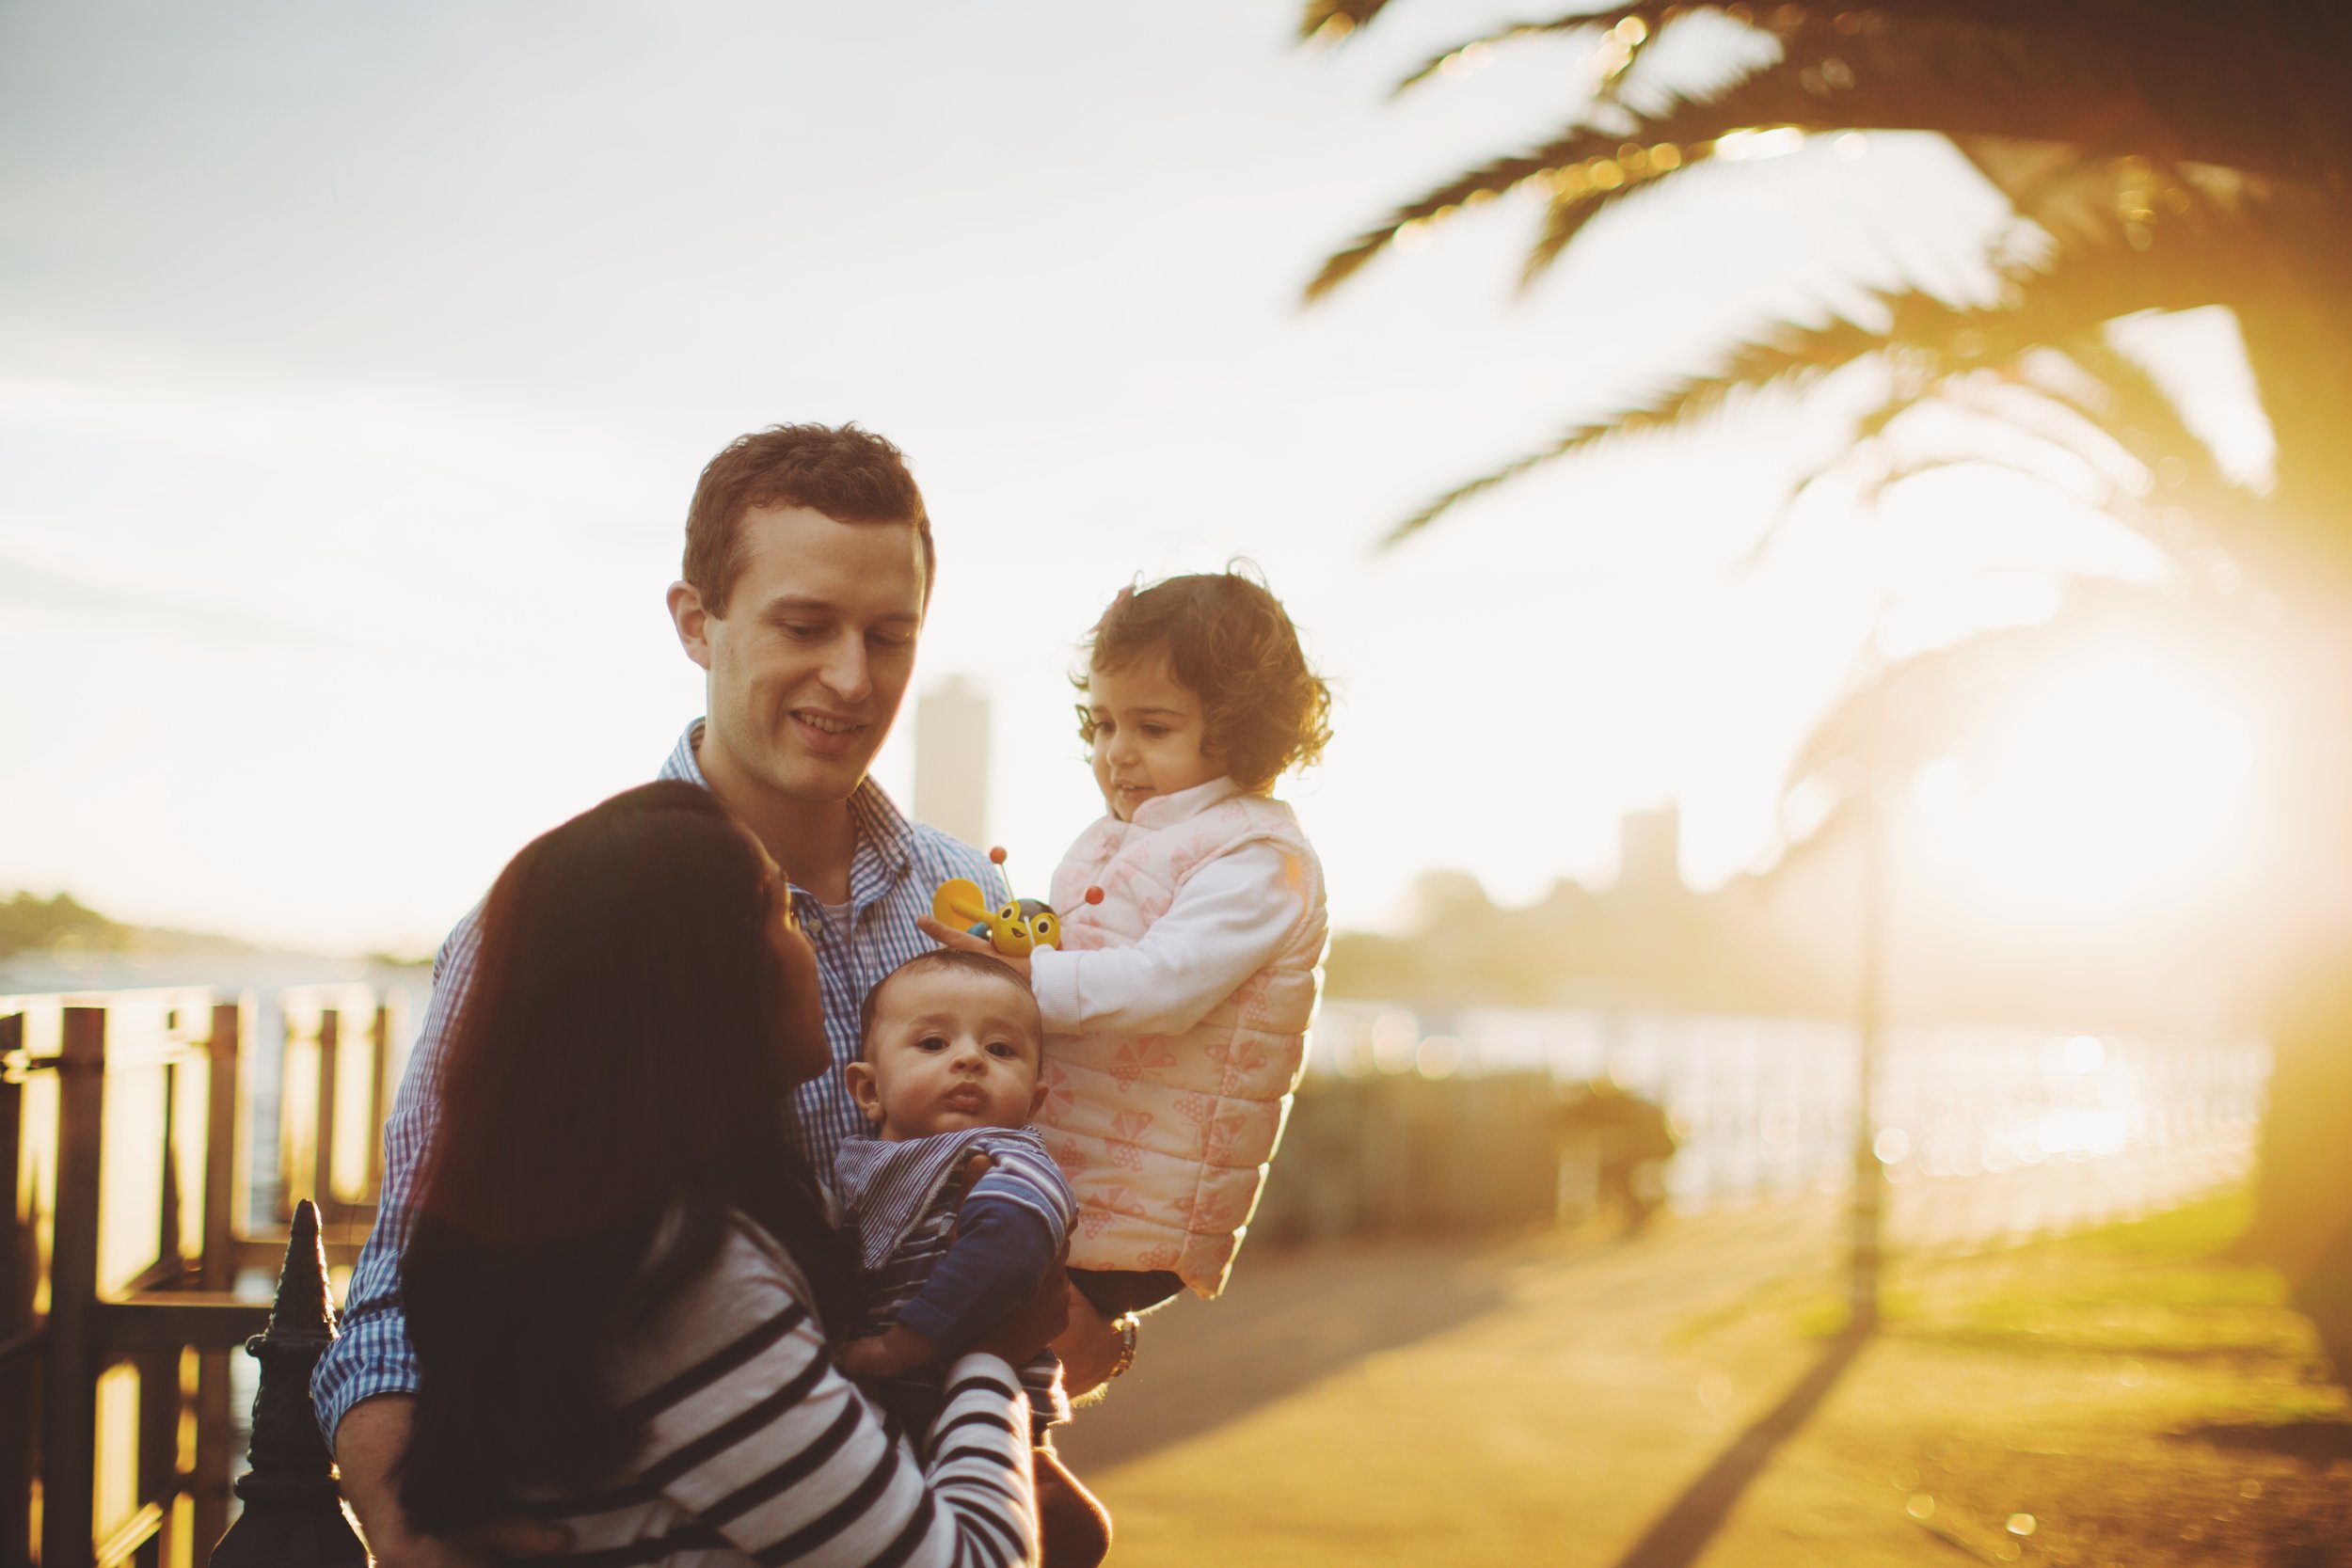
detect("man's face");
top-left (675, 504), bottom-right (926, 807)
top-left (846, 966), bottom-right (1046, 1141)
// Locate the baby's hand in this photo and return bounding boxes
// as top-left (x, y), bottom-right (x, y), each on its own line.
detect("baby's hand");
top-left (838, 1323), bottom-right (938, 1381)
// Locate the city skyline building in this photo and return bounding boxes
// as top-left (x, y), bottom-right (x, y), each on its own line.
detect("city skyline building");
top-left (914, 675), bottom-right (992, 851)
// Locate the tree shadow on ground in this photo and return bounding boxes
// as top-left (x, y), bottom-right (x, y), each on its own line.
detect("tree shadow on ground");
top-left (2168, 1418), bottom-right (2352, 1465)
top-left (1606, 1327), bottom-right (1872, 1568)
top-left (1056, 1234), bottom-right (1528, 1471)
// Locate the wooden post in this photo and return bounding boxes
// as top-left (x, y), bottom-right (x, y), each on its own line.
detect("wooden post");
top-left (133, 1062), bottom-right (183, 1568)
top-left (193, 1001), bottom-right (244, 1555)
top-left (367, 1001), bottom-right (393, 1203)
top-left (311, 1011), bottom-right (340, 1225)
top-left (1, 1009), bottom-right (33, 1568)
top-left (208, 1200), bottom-right (366, 1568)
top-left (44, 1006), bottom-right (108, 1568)
top-left (200, 1003), bottom-right (242, 1286)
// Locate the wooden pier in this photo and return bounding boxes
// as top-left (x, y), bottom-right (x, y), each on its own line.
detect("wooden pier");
top-left (2, 986), bottom-right (406, 1568)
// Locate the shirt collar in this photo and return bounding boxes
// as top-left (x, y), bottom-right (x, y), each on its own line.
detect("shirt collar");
top-left (668, 719), bottom-right (916, 895)
top-left (847, 775), bottom-right (916, 882)
top-left (1128, 774), bottom-right (1245, 831)
top-left (660, 721), bottom-right (710, 788)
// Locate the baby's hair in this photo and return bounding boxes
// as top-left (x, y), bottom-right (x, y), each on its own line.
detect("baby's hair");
top-left (1076, 563), bottom-right (1332, 793)
top-left (857, 947), bottom-right (1042, 1060)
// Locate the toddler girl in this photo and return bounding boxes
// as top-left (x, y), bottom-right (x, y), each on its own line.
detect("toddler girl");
top-left (929, 567), bottom-right (1331, 1325)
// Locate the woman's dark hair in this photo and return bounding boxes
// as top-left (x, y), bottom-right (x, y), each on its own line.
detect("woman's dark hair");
top-left (1077, 565), bottom-right (1333, 792)
top-left (397, 781), bottom-right (853, 1532)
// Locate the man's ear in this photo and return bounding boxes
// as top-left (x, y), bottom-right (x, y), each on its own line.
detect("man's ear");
top-left (667, 580), bottom-right (715, 673)
top-left (844, 1060), bottom-right (883, 1126)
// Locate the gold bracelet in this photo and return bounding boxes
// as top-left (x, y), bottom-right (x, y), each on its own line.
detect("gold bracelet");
top-left (1108, 1313), bottom-right (1139, 1379)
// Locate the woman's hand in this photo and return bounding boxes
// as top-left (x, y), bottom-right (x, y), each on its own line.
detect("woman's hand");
top-left (336, 1396), bottom-right (571, 1567)
top-left (915, 916), bottom-right (1034, 984)
top-left (968, 1262), bottom-right (1071, 1366)
top-left (839, 1324), bottom-right (938, 1381)
top-left (1050, 1282), bottom-right (1126, 1397)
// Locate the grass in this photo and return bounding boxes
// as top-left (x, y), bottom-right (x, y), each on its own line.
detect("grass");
top-left (1701, 1188), bottom-right (2352, 1566)
top-left (1764, 1191), bottom-right (2308, 1354)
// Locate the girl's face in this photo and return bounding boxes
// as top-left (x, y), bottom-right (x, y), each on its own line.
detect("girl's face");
top-left (1086, 657), bottom-right (1223, 821)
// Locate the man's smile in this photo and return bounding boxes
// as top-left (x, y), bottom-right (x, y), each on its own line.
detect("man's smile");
top-left (790, 709), bottom-right (869, 753)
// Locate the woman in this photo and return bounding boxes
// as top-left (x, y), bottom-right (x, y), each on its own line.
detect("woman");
top-left (397, 781), bottom-right (1055, 1565)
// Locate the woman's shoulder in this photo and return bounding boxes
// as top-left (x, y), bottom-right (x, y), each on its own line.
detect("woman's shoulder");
top-left (610, 1212), bottom-right (820, 1380)
top-left (607, 1212), bottom-right (828, 1410)
top-left (716, 1210), bottom-right (818, 1298)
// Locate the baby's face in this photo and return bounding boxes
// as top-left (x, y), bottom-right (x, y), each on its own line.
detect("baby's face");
top-left (850, 967), bottom-right (1045, 1141)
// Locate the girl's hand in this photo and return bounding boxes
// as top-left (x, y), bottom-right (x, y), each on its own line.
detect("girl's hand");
top-left (915, 916), bottom-right (1034, 984)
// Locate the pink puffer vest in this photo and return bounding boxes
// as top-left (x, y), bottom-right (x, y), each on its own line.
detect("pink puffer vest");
top-left (1039, 786), bottom-right (1326, 1298)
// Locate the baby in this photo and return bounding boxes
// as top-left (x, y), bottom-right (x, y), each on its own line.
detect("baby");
top-left (832, 948), bottom-right (1105, 1563)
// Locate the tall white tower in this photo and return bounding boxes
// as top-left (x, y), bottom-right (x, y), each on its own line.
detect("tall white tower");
top-left (914, 675), bottom-right (991, 847)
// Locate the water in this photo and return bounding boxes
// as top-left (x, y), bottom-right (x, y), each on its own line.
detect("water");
top-left (1310, 1002), bottom-right (2268, 1219)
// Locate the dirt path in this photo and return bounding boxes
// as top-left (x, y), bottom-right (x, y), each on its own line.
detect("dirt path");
top-left (1054, 1142), bottom-right (2317, 1567)
top-left (1057, 1199), bottom-right (1854, 1565)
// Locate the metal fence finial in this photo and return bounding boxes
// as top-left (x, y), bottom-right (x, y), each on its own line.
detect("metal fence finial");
top-left (209, 1198), bottom-right (366, 1566)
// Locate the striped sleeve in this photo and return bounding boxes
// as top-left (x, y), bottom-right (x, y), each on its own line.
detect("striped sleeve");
top-left (619, 1223), bottom-right (1038, 1568)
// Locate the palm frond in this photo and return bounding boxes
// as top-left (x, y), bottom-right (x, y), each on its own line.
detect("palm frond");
top-left (1303, 129), bottom-right (1617, 302)
top-left (1518, 175), bottom-right (1654, 288)
top-left (1375, 291), bottom-right (2005, 544)
top-left (1312, 2), bottom-right (2352, 182)
top-left (1380, 330), bottom-right (1879, 546)
top-left (1391, 6), bottom-right (1676, 97)
top-left (1311, 56), bottom-right (2142, 301)
top-left (1311, 0), bottom-right (2352, 309)
top-left (1380, 223), bottom-right (2277, 543)
top-left (2025, 337), bottom-right (2229, 492)
top-left (1298, 0), bottom-right (1393, 44)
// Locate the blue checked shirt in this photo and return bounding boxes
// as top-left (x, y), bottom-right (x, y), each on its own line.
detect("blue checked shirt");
top-left (310, 721), bottom-right (1007, 1443)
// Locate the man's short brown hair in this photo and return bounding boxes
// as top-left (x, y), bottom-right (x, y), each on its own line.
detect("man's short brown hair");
top-left (683, 423), bottom-right (934, 616)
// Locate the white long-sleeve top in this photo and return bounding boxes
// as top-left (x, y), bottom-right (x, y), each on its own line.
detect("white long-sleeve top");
top-left (1027, 838), bottom-right (1303, 1037)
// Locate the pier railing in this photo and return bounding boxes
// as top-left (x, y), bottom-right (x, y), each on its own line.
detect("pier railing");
top-left (2, 986), bottom-right (406, 1568)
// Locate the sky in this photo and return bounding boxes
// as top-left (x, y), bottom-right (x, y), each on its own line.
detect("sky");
top-left (1, 0), bottom-right (2190, 955)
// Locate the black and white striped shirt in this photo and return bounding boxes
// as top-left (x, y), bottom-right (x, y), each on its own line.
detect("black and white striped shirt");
top-left (521, 1216), bottom-right (1038, 1568)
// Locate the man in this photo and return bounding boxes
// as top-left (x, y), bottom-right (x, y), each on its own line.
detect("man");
top-left (315, 423), bottom-right (1122, 1564)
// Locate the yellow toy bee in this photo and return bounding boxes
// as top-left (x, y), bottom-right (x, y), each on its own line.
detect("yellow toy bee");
top-left (932, 847), bottom-right (1101, 958)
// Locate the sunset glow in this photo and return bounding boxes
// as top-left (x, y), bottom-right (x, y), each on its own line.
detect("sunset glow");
top-left (1912, 641), bottom-right (2262, 917)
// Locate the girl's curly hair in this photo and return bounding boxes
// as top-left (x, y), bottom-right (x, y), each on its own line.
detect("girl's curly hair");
top-left (1076, 565), bottom-right (1332, 792)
